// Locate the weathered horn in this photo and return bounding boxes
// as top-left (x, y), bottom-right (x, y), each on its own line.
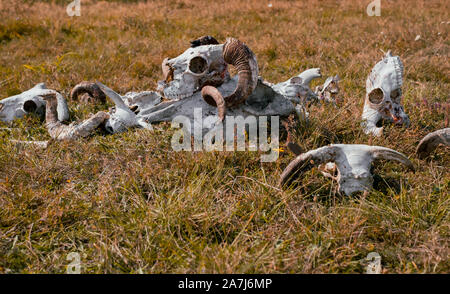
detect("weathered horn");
top-left (70, 81), bottom-right (106, 103)
top-left (279, 145), bottom-right (338, 188)
top-left (42, 91), bottom-right (109, 140)
top-left (201, 85), bottom-right (225, 121)
top-left (202, 38), bottom-right (258, 119)
top-left (416, 128), bottom-right (450, 159)
top-left (370, 146), bottom-right (415, 172)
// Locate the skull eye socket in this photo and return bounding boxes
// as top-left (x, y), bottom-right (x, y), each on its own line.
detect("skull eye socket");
top-left (23, 100), bottom-right (37, 113)
top-left (368, 88), bottom-right (384, 104)
top-left (390, 88), bottom-right (401, 102)
top-left (189, 56), bottom-right (208, 74)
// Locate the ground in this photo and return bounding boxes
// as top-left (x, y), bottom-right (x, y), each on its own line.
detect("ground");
top-left (0, 0), bottom-right (448, 273)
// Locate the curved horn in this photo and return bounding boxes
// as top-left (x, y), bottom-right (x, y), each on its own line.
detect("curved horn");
top-left (202, 38), bottom-right (258, 116)
top-left (42, 91), bottom-right (109, 140)
top-left (279, 145), bottom-right (338, 188)
top-left (95, 82), bottom-right (129, 111)
top-left (162, 57), bottom-right (173, 83)
top-left (201, 85), bottom-right (225, 121)
top-left (70, 82), bottom-right (106, 103)
top-left (370, 146), bottom-right (415, 172)
top-left (416, 128), bottom-right (450, 159)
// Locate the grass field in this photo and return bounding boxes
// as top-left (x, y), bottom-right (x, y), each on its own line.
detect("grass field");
top-left (0, 0), bottom-right (449, 273)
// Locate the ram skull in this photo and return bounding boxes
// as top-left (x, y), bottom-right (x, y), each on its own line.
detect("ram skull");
top-left (280, 144), bottom-right (415, 196)
top-left (362, 51), bottom-right (410, 136)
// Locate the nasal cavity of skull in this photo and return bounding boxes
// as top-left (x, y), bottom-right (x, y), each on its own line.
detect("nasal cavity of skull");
top-left (189, 56), bottom-right (208, 75)
top-left (23, 100), bottom-right (38, 113)
top-left (368, 88), bottom-right (384, 104)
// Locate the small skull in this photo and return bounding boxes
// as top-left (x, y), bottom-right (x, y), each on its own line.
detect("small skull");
top-left (272, 68), bottom-right (321, 104)
top-left (362, 51), bottom-right (410, 136)
top-left (0, 83), bottom-right (47, 122)
top-left (157, 44), bottom-right (230, 100)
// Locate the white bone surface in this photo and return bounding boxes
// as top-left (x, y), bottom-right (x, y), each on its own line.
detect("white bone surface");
top-left (271, 68), bottom-right (321, 103)
top-left (95, 67), bottom-right (320, 136)
top-left (96, 82), bottom-right (153, 133)
top-left (157, 44), bottom-right (229, 100)
top-left (362, 51), bottom-right (410, 136)
top-left (0, 83), bottom-right (69, 123)
top-left (281, 144), bottom-right (414, 196)
top-left (315, 75), bottom-right (340, 106)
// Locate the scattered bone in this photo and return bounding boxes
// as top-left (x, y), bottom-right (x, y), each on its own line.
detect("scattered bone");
top-left (10, 140), bottom-right (49, 148)
top-left (96, 82), bottom-right (153, 133)
top-left (315, 75), bottom-right (340, 106)
top-left (280, 144), bottom-right (414, 196)
top-left (43, 91), bottom-right (109, 140)
top-left (121, 37), bottom-right (318, 135)
top-left (271, 68), bottom-right (321, 104)
top-left (362, 51), bottom-right (410, 136)
top-left (70, 81), bottom-right (107, 103)
top-left (416, 128), bottom-right (450, 159)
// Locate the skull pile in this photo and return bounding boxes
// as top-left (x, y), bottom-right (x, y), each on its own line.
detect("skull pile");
top-left (1, 36), bottom-right (445, 196)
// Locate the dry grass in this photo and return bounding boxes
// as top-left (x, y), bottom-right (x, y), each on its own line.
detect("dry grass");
top-left (0, 0), bottom-right (449, 273)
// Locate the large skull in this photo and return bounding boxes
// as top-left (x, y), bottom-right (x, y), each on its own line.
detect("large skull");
top-left (362, 51), bottom-right (410, 136)
top-left (0, 83), bottom-right (69, 123)
top-left (157, 44), bottom-right (230, 100)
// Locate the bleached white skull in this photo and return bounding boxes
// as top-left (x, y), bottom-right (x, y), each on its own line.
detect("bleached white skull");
top-left (280, 144), bottom-right (415, 196)
top-left (0, 83), bottom-right (69, 123)
top-left (96, 83), bottom-right (152, 134)
top-left (157, 44), bottom-right (230, 100)
top-left (362, 51), bottom-right (410, 136)
top-left (271, 68), bottom-right (321, 104)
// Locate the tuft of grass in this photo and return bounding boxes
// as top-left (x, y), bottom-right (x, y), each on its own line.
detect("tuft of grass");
top-left (0, 0), bottom-right (449, 273)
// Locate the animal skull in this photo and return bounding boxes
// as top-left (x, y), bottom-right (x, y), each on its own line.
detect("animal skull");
top-left (271, 68), bottom-right (322, 104)
top-left (157, 43), bottom-right (230, 100)
top-left (96, 83), bottom-right (153, 134)
top-left (416, 128), bottom-right (450, 159)
top-left (0, 83), bottom-right (69, 123)
top-left (280, 144), bottom-right (414, 196)
top-left (362, 51), bottom-right (410, 136)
